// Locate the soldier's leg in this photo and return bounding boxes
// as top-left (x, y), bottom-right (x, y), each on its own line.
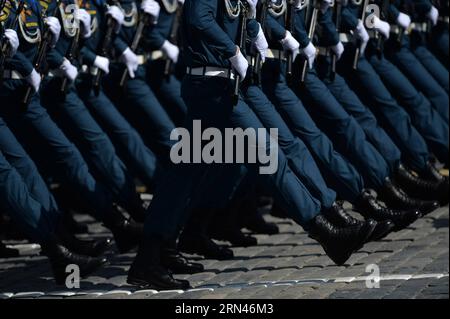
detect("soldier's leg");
top-left (0, 117), bottom-right (60, 215)
top-left (1, 93), bottom-right (113, 221)
top-left (40, 82), bottom-right (142, 219)
top-left (324, 73), bottom-right (402, 175)
top-left (430, 26), bottom-right (449, 67)
top-left (340, 56), bottom-right (431, 173)
top-left (411, 44), bottom-right (449, 94)
top-left (104, 66), bottom-right (176, 164)
top-left (385, 41), bottom-right (449, 121)
top-left (368, 53), bottom-right (449, 165)
top-left (242, 84), bottom-right (337, 206)
top-left (261, 60), bottom-right (365, 199)
top-left (0, 150), bottom-right (55, 244)
top-left (146, 60), bottom-right (188, 126)
top-left (295, 68), bottom-right (390, 190)
top-left (76, 77), bottom-right (160, 191)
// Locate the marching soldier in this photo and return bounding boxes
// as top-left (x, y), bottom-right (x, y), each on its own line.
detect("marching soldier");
top-left (337, 0), bottom-right (449, 177)
top-left (292, 0), bottom-right (448, 205)
top-left (103, 0), bottom-right (178, 167)
top-left (0, 0), bottom-right (142, 254)
top-left (74, 0), bottom-right (161, 194)
top-left (145, 0), bottom-right (188, 126)
top-left (383, 0), bottom-right (449, 117)
top-left (127, 0), bottom-right (378, 291)
top-left (39, 0), bottom-right (149, 225)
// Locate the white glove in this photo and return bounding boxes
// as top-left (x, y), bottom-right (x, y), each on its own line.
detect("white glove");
top-left (4, 29), bottom-right (19, 57)
top-left (252, 23), bottom-right (269, 62)
top-left (161, 40), bottom-right (180, 63)
top-left (26, 69), bottom-right (41, 93)
top-left (331, 41), bottom-right (344, 60)
top-left (281, 31), bottom-right (300, 61)
top-left (246, 0), bottom-right (258, 19)
top-left (302, 41), bottom-right (316, 69)
top-left (141, 0), bottom-right (160, 22)
top-left (355, 20), bottom-right (369, 55)
top-left (60, 58), bottom-right (79, 82)
top-left (373, 16), bottom-right (390, 39)
top-left (93, 55), bottom-right (110, 74)
top-left (177, 0), bottom-right (184, 4)
top-left (320, 0), bottom-right (332, 13)
top-left (44, 17), bottom-right (61, 47)
top-left (397, 12), bottom-right (411, 29)
top-left (77, 9), bottom-right (92, 39)
top-left (229, 47), bottom-right (248, 81)
top-left (427, 6), bottom-right (439, 26)
top-left (120, 47), bottom-right (139, 79)
top-left (107, 5), bottom-right (124, 32)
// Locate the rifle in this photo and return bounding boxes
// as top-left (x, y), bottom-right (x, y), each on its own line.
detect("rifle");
top-left (22, 0), bottom-right (61, 107)
top-left (330, 0), bottom-right (341, 81)
top-left (92, 0), bottom-right (120, 95)
top-left (375, 0), bottom-right (389, 57)
top-left (300, 0), bottom-right (318, 83)
top-left (232, 0), bottom-right (248, 106)
top-left (0, 0), bottom-right (25, 86)
top-left (352, 0), bottom-right (369, 69)
top-left (285, 0), bottom-right (295, 83)
top-left (60, 6), bottom-right (81, 94)
top-left (163, 4), bottom-right (182, 78)
top-left (252, 0), bottom-right (271, 85)
top-left (119, 11), bottom-right (153, 87)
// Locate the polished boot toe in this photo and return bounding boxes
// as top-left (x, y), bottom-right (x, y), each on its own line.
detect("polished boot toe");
top-left (308, 214), bottom-right (375, 266)
top-left (104, 206), bottom-right (143, 254)
top-left (127, 265), bottom-right (191, 290)
top-left (395, 164), bottom-right (449, 205)
top-left (43, 243), bottom-right (107, 285)
top-left (355, 191), bottom-right (421, 231)
top-left (161, 248), bottom-right (204, 275)
top-left (367, 220), bottom-right (395, 242)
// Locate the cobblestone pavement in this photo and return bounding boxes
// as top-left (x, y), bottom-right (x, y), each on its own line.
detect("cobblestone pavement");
top-left (0, 206), bottom-right (448, 299)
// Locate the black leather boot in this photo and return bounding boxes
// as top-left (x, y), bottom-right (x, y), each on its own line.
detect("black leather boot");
top-left (161, 247), bottom-right (204, 275)
top-left (0, 241), bottom-right (19, 258)
top-left (41, 240), bottom-right (107, 285)
top-left (395, 164), bottom-right (449, 205)
top-left (378, 177), bottom-right (440, 215)
top-left (323, 202), bottom-right (393, 242)
top-left (103, 205), bottom-right (143, 253)
top-left (420, 161), bottom-right (449, 184)
top-left (355, 191), bottom-right (421, 231)
top-left (56, 222), bottom-right (112, 257)
top-left (243, 211), bottom-right (279, 235)
top-left (127, 240), bottom-right (191, 290)
top-left (178, 233), bottom-right (234, 260)
top-left (308, 214), bottom-right (375, 266)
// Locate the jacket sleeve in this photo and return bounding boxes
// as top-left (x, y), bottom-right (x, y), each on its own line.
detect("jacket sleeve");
top-left (293, 8), bottom-right (311, 48)
top-left (265, 13), bottom-right (286, 42)
top-left (318, 7), bottom-right (339, 46)
top-left (189, 0), bottom-right (236, 59)
top-left (341, 6), bottom-right (359, 32)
